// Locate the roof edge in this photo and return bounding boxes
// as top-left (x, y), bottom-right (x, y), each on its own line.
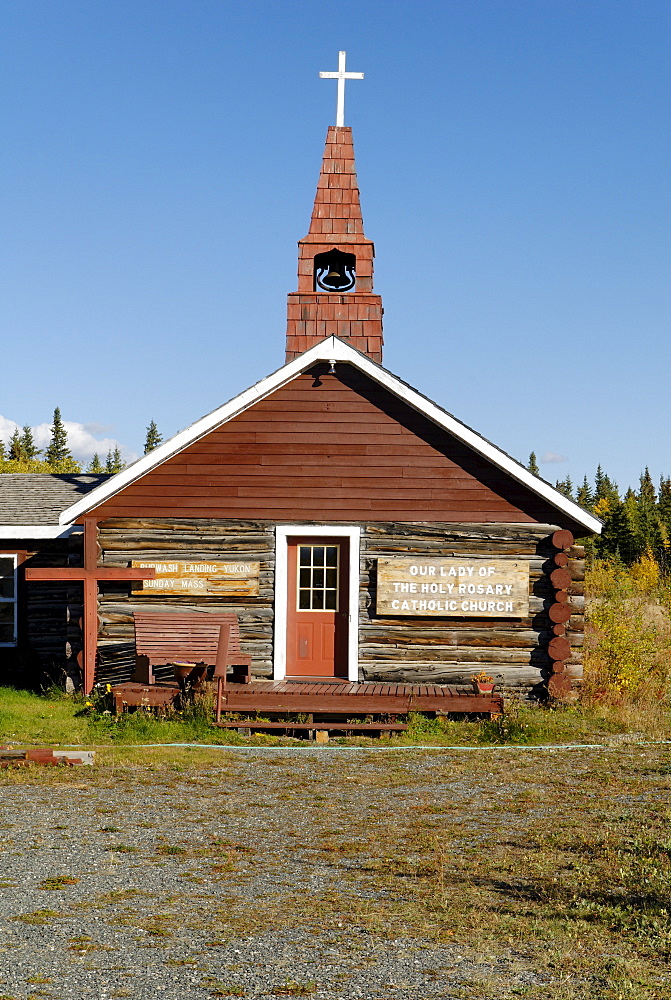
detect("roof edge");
top-left (0, 525), bottom-right (79, 539)
top-left (59, 337), bottom-right (601, 534)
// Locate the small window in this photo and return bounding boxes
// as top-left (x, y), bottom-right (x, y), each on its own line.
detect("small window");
top-left (0, 555), bottom-right (17, 646)
top-left (297, 545), bottom-right (339, 612)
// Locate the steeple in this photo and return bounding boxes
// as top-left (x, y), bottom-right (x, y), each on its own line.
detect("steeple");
top-left (285, 126), bottom-right (384, 363)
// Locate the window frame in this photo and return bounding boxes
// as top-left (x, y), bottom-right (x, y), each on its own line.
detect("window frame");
top-left (0, 551), bottom-right (27, 648)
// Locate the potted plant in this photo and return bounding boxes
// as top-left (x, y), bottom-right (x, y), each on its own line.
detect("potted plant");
top-left (471, 670), bottom-right (495, 694)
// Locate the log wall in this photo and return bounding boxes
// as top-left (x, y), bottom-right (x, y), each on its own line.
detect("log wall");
top-left (95, 517), bottom-right (585, 692)
top-left (96, 519), bottom-right (275, 685)
top-left (0, 535), bottom-right (82, 687)
top-left (359, 521), bottom-right (585, 690)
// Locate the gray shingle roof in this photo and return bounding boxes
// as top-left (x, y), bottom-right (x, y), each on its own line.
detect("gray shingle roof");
top-left (0, 474), bottom-right (111, 526)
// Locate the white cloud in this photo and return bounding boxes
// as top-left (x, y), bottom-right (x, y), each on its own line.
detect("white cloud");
top-left (0, 416), bottom-right (19, 443)
top-left (0, 414), bottom-right (137, 465)
top-left (540, 451), bottom-right (568, 464)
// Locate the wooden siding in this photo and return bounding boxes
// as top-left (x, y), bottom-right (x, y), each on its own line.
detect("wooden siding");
top-left (86, 365), bottom-right (583, 531)
top-left (94, 517), bottom-right (585, 691)
top-left (96, 519), bottom-right (275, 685)
top-left (359, 521), bottom-right (584, 689)
top-left (0, 536), bottom-right (82, 685)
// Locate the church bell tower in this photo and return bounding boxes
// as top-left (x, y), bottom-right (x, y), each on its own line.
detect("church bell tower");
top-left (285, 122), bottom-right (384, 363)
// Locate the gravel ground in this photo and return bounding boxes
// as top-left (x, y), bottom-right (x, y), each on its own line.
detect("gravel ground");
top-left (0, 745), bottom-right (650, 998)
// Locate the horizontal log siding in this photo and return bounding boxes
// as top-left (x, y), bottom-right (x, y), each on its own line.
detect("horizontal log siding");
top-left (359, 521), bottom-right (584, 690)
top-left (86, 365), bottom-right (583, 532)
top-left (96, 519), bottom-right (275, 685)
top-left (0, 536), bottom-right (81, 685)
top-left (94, 517), bottom-right (585, 692)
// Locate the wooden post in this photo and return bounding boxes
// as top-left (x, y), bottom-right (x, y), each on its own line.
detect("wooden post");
top-left (214, 623), bottom-right (231, 725)
top-left (25, 519), bottom-right (155, 694)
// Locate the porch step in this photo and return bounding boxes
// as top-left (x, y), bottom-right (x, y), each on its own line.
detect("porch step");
top-left (212, 720), bottom-right (407, 733)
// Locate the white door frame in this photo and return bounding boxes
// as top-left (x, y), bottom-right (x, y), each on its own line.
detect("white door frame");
top-left (274, 525), bottom-right (360, 682)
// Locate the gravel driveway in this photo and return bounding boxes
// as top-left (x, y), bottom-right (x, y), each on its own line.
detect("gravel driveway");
top-left (0, 744), bottom-right (665, 999)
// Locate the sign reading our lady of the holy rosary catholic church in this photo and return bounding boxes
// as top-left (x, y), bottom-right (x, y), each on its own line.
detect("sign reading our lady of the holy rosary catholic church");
top-left (376, 557), bottom-right (529, 617)
top-left (131, 560), bottom-right (260, 597)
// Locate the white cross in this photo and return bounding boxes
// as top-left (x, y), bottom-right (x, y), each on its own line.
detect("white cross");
top-left (319, 51), bottom-right (364, 128)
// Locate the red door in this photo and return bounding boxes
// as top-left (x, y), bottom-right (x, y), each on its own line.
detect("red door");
top-left (286, 537), bottom-right (349, 678)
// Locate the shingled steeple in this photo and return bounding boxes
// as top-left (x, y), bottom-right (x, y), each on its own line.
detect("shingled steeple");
top-left (285, 126), bottom-right (383, 362)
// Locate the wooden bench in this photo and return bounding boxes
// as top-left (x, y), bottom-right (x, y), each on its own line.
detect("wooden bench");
top-left (130, 611), bottom-right (252, 687)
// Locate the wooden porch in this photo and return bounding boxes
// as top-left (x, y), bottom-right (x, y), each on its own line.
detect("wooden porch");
top-left (212, 678), bottom-right (503, 735)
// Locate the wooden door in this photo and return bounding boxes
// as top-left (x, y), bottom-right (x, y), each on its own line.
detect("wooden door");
top-left (286, 537), bottom-right (349, 678)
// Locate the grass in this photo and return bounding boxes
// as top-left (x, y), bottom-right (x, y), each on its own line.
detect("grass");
top-left (1, 684), bottom-right (667, 752)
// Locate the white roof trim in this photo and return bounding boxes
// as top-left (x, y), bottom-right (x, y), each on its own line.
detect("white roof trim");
top-left (59, 337), bottom-right (601, 533)
top-left (0, 525), bottom-right (79, 539)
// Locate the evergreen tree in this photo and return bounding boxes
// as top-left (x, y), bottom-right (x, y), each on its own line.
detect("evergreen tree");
top-left (527, 451), bottom-right (540, 476)
top-left (144, 420), bottom-right (163, 454)
top-left (658, 476), bottom-right (671, 529)
top-left (633, 469), bottom-right (664, 560)
top-left (555, 475), bottom-right (574, 500)
top-left (8, 429), bottom-right (26, 461)
top-left (45, 407), bottom-right (72, 466)
top-left (105, 447), bottom-right (124, 474)
top-left (87, 453), bottom-right (104, 473)
top-left (593, 465), bottom-right (619, 505)
top-left (576, 475), bottom-right (594, 509)
top-left (20, 424), bottom-right (39, 459)
top-left (594, 464), bottom-right (606, 500)
top-left (596, 496), bottom-right (637, 564)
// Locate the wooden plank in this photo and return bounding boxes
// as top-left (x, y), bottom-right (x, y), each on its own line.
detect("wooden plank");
top-left (222, 693), bottom-right (413, 713)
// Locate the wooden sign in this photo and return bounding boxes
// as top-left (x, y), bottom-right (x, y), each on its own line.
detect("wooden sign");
top-left (376, 557), bottom-right (528, 617)
top-left (131, 560), bottom-right (259, 597)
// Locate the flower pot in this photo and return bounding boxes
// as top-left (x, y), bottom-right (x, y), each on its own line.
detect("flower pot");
top-left (473, 682), bottom-right (495, 694)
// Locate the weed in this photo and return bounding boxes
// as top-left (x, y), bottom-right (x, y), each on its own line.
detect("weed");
top-left (478, 708), bottom-right (535, 745)
top-left (274, 981), bottom-right (317, 996)
top-left (38, 876), bottom-right (79, 890)
top-left (68, 935), bottom-right (106, 953)
top-left (11, 909), bottom-right (60, 925)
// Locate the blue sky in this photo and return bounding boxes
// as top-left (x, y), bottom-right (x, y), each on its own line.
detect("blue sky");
top-left (1, 0), bottom-right (669, 493)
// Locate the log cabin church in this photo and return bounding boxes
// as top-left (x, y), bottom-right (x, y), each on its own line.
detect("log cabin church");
top-left (0, 112), bottom-right (601, 701)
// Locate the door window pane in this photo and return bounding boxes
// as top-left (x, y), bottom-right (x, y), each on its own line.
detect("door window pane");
top-left (296, 545), bottom-right (339, 612)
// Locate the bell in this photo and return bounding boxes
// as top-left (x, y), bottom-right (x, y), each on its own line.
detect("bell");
top-left (324, 265), bottom-right (347, 288)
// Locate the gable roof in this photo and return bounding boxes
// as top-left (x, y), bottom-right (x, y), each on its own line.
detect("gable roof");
top-left (0, 474), bottom-right (110, 537)
top-left (59, 337), bottom-right (601, 534)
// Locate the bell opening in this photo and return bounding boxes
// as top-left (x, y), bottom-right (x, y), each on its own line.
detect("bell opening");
top-left (314, 248), bottom-right (356, 292)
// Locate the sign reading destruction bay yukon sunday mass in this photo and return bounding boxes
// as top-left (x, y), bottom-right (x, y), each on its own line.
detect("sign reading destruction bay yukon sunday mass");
top-left (131, 560), bottom-right (259, 597)
top-left (376, 557), bottom-right (529, 617)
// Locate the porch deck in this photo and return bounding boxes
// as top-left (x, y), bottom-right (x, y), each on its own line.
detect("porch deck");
top-left (216, 679), bottom-right (503, 718)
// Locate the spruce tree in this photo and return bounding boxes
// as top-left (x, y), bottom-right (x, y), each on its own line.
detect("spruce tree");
top-left (527, 452), bottom-right (540, 476)
top-left (634, 468), bottom-right (664, 560)
top-left (8, 429), bottom-right (26, 461)
top-left (87, 453), bottom-right (104, 473)
top-left (105, 447), bottom-right (124, 474)
top-left (576, 475), bottom-right (594, 509)
top-left (597, 496), bottom-right (637, 564)
top-left (20, 425), bottom-right (39, 459)
top-left (45, 407), bottom-right (72, 467)
top-left (144, 420), bottom-right (163, 454)
top-left (555, 475), bottom-right (574, 500)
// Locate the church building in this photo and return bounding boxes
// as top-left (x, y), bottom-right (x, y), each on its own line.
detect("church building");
top-left (0, 76), bottom-right (600, 699)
